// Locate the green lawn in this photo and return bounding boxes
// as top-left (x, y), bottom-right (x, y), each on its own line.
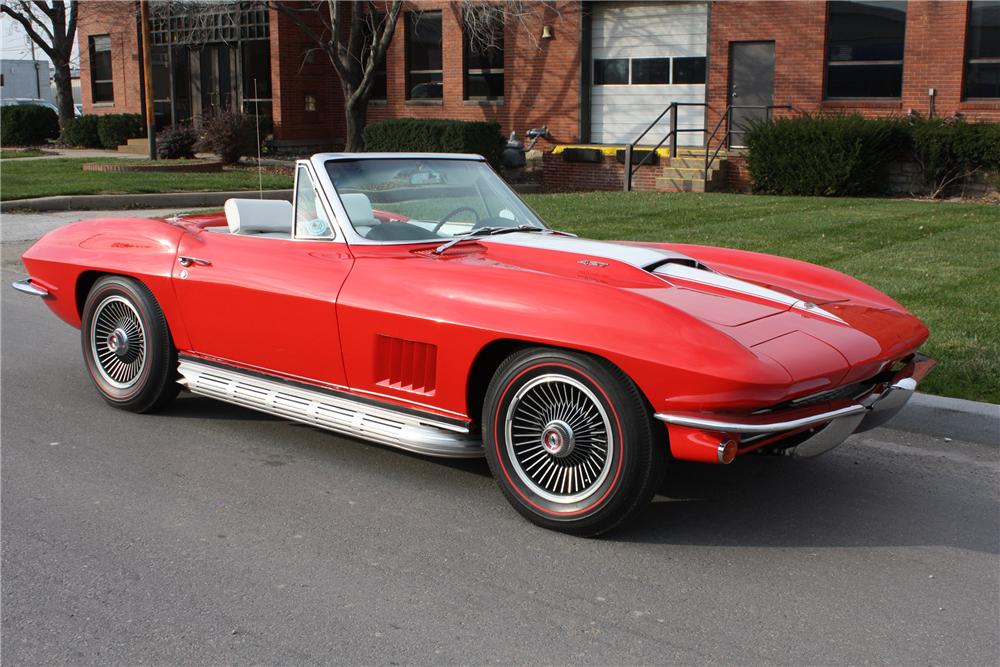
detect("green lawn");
top-left (523, 192), bottom-right (1000, 404)
top-left (0, 158), bottom-right (292, 200)
top-left (0, 149), bottom-right (47, 159)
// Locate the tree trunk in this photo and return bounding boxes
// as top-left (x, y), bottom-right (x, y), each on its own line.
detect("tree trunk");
top-left (344, 96), bottom-right (367, 153)
top-left (52, 58), bottom-right (75, 127)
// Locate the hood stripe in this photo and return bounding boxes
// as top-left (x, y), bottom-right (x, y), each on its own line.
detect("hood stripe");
top-left (653, 262), bottom-right (848, 325)
top-left (482, 232), bottom-right (695, 267)
top-left (483, 233), bottom-right (847, 326)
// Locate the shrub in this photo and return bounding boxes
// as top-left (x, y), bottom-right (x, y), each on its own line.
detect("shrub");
top-left (156, 124), bottom-right (198, 159)
top-left (909, 117), bottom-right (1000, 197)
top-left (96, 113), bottom-right (144, 149)
top-left (0, 104), bottom-right (60, 146)
top-left (363, 118), bottom-right (505, 168)
top-left (744, 113), bottom-right (911, 196)
top-left (195, 110), bottom-right (256, 164)
top-left (247, 113), bottom-right (273, 140)
top-left (61, 115), bottom-right (103, 148)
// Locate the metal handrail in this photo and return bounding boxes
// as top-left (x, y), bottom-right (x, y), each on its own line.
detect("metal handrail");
top-left (623, 101), bottom-right (707, 191)
top-left (622, 102), bottom-right (794, 191)
top-left (703, 106), bottom-right (732, 175)
top-left (704, 104), bottom-right (793, 175)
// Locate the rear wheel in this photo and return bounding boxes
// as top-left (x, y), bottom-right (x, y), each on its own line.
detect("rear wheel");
top-left (482, 348), bottom-right (665, 536)
top-left (81, 276), bottom-right (179, 413)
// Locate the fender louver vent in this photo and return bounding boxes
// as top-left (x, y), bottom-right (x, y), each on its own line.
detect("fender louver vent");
top-left (375, 335), bottom-right (438, 395)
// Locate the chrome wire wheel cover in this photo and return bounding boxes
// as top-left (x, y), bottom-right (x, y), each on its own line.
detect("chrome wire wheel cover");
top-left (90, 295), bottom-right (147, 389)
top-left (505, 374), bottom-right (614, 504)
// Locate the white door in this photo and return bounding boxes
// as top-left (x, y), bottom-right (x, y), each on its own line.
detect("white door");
top-left (590, 1), bottom-right (708, 146)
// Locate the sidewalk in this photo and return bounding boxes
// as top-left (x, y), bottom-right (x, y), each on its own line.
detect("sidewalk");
top-left (7, 147), bottom-right (148, 160)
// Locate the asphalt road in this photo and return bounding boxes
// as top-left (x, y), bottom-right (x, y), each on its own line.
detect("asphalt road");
top-left (2, 233), bottom-right (999, 665)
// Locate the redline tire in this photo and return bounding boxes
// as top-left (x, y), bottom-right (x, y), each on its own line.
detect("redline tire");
top-left (81, 276), bottom-right (179, 413)
top-left (482, 348), bottom-right (665, 536)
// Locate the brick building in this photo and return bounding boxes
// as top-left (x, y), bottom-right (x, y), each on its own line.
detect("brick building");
top-left (79, 1), bottom-right (998, 166)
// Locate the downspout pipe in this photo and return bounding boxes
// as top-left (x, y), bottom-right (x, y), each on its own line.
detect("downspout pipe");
top-left (578, 1), bottom-right (592, 144)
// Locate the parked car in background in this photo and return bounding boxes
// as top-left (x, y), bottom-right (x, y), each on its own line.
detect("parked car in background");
top-left (12, 153), bottom-right (934, 535)
top-left (0, 97), bottom-right (59, 114)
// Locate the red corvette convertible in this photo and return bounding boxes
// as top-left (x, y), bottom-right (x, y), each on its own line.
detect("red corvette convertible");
top-left (13, 153), bottom-right (933, 535)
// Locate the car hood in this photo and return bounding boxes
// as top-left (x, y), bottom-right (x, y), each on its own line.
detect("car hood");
top-left (479, 233), bottom-right (928, 386)
top-left (482, 233), bottom-right (840, 325)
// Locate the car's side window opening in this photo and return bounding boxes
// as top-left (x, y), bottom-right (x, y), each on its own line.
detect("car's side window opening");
top-left (294, 166), bottom-right (335, 239)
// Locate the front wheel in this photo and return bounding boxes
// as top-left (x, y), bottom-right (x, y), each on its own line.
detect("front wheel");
top-left (482, 348), bottom-right (665, 536)
top-left (81, 276), bottom-right (179, 413)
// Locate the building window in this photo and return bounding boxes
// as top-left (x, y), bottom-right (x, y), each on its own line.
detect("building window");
top-left (964, 1), bottom-right (1000, 98)
top-left (825, 0), bottom-right (907, 98)
top-left (241, 40), bottom-right (273, 120)
top-left (89, 35), bottom-right (114, 103)
top-left (596, 57), bottom-right (706, 86)
top-left (463, 6), bottom-right (504, 100)
top-left (594, 58), bottom-right (628, 85)
top-left (406, 11), bottom-right (442, 99)
top-left (673, 57), bottom-right (707, 84)
top-left (631, 58), bottom-right (671, 85)
top-left (304, 93), bottom-right (317, 112)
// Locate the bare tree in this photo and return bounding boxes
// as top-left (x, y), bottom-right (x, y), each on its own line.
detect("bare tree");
top-left (460, 0), bottom-right (543, 53)
top-left (1, 0), bottom-right (78, 125)
top-left (274, 0), bottom-right (403, 152)
top-left (275, 0), bottom-right (555, 152)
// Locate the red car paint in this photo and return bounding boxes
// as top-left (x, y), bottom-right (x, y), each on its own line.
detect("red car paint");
top-left (20, 213), bottom-right (929, 462)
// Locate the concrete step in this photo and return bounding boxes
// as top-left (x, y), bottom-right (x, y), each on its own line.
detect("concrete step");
top-left (659, 166), bottom-right (718, 180)
top-left (666, 156), bottom-right (714, 169)
top-left (118, 138), bottom-right (149, 154)
top-left (672, 151), bottom-right (729, 162)
top-left (655, 177), bottom-right (707, 193)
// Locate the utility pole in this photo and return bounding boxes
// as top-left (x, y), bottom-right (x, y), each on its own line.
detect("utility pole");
top-left (140, 0), bottom-right (157, 159)
top-left (28, 36), bottom-right (41, 98)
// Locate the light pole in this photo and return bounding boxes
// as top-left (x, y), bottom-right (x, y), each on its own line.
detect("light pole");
top-left (140, 0), bottom-right (157, 159)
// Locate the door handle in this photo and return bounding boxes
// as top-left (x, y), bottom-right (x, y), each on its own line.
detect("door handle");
top-left (178, 256), bottom-right (211, 267)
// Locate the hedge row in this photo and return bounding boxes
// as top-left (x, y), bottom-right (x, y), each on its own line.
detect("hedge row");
top-left (744, 114), bottom-right (1000, 197)
top-left (363, 118), bottom-right (505, 168)
top-left (0, 105), bottom-right (60, 146)
top-left (61, 113), bottom-right (145, 149)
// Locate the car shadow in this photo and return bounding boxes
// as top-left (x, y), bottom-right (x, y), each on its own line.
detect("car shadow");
top-left (612, 455), bottom-right (999, 555)
top-left (159, 395), bottom-right (998, 555)
top-left (164, 395), bottom-right (281, 421)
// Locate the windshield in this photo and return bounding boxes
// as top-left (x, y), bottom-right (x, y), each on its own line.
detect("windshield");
top-left (324, 158), bottom-right (547, 242)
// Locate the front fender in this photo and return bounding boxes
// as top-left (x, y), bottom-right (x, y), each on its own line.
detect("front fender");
top-left (337, 251), bottom-right (794, 420)
top-left (20, 218), bottom-right (191, 349)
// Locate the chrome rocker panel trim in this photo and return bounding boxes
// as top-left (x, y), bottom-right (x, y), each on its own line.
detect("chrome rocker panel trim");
top-left (177, 360), bottom-right (484, 458)
top-left (654, 354), bottom-right (935, 457)
top-left (11, 278), bottom-right (49, 297)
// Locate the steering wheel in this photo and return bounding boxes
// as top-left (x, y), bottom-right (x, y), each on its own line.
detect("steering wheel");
top-left (432, 207), bottom-right (480, 234)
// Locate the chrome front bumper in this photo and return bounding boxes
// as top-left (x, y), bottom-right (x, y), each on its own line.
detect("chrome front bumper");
top-left (11, 278), bottom-right (49, 297)
top-left (655, 354), bottom-right (935, 458)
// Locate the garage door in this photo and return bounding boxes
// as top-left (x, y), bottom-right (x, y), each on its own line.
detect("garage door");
top-left (591, 1), bottom-right (708, 146)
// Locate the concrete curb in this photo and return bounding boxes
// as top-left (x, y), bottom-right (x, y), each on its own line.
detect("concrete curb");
top-left (1, 190), bottom-right (293, 213)
top-left (895, 392), bottom-right (999, 446)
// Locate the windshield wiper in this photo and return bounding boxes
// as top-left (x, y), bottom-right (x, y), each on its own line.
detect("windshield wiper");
top-left (433, 225), bottom-right (573, 255)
